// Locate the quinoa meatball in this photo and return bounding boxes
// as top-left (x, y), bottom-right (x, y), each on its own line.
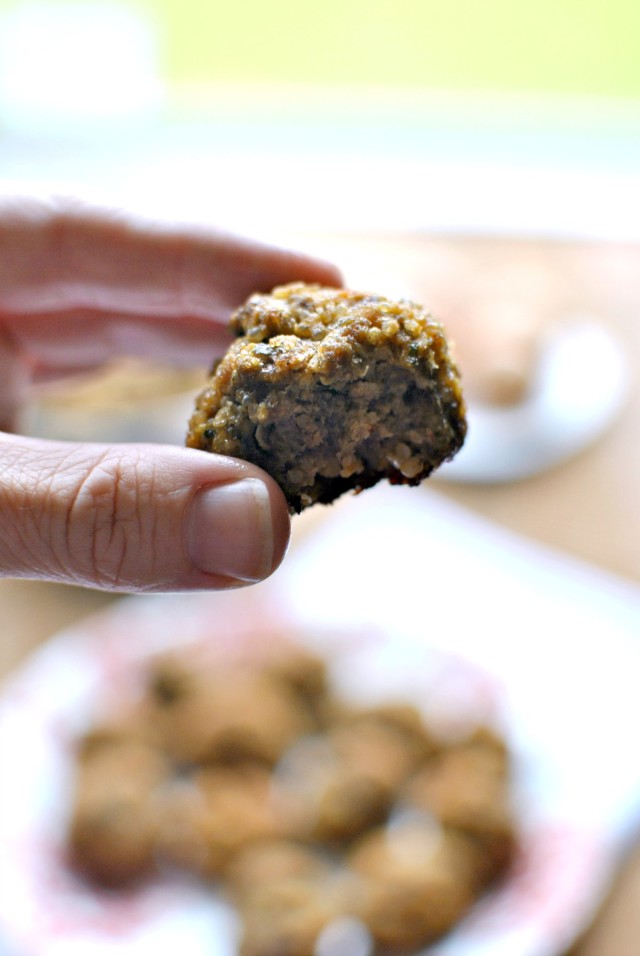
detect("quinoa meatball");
top-left (347, 822), bottom-right (478, 951)
top-left (403, 743), bottom-right (516, 885)
top-left (236, 872), bottom-right (358, 956)
top-left (68, 738), bottom-right (171, 886)
top-left (156, 765), bottom-right (285, 878)
top-left (186, 283), bottom-right (466, 512)
top-left (145, 662), bottom-right (315, 767)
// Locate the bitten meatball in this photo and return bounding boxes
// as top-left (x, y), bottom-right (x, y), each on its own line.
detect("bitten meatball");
top-left (186, 283), bottom-right (466, 512)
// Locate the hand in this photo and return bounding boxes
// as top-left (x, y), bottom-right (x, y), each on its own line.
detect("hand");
top-left (0, 195), bottom-right (342, 593)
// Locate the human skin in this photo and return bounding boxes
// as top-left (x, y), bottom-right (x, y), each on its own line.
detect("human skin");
top-left (0, 196), bottom-right (342, 592)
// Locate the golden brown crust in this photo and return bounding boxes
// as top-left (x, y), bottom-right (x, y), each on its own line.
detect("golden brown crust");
top-left (186, 283), bottom-right (466, 512)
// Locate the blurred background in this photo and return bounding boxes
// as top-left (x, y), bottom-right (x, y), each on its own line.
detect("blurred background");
top-left (1, 0), bottom-right (640, 237)
top-left (1, 0), bottom-right (638, 579)
top-left (0, 2), bottom-right (640, 954)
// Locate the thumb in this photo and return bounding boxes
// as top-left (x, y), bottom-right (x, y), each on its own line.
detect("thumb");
top-left (0, 434), bottom-right (291, 592)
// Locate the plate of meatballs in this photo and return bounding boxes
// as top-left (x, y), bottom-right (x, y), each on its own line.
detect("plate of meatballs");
top-left (0, 581), bottom-right (623, 956)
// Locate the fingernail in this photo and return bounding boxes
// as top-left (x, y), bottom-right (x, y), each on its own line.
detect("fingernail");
top-left (188, 478), bottom-right (274, 582)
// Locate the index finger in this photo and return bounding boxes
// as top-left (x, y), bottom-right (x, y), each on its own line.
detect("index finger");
top-left (0, 195), bottom-right (343, 371)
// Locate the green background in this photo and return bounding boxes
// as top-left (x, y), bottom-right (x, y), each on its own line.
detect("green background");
top-left (2, 0), bottom-right (639, 98)
top-left (143, 0), bottom-right (640, 98)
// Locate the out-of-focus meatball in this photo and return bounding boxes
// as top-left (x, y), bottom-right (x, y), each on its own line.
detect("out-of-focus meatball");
top-left (225, 839), bottom-right (332, 901)
top-left (347, 821), bottom-right (478, 951)
top-left (145, 661), bottom-right (315, 767)
top-left (237, 872), bottom-right (358, 956)
top-left (273, 735), bottom-right (392, 845)
top-left (403, 741), bottom-right (516, 884)
top-left (68, 738), bottom-right (170, 886)
top-left (156, 765), bottom-right (285, 879)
